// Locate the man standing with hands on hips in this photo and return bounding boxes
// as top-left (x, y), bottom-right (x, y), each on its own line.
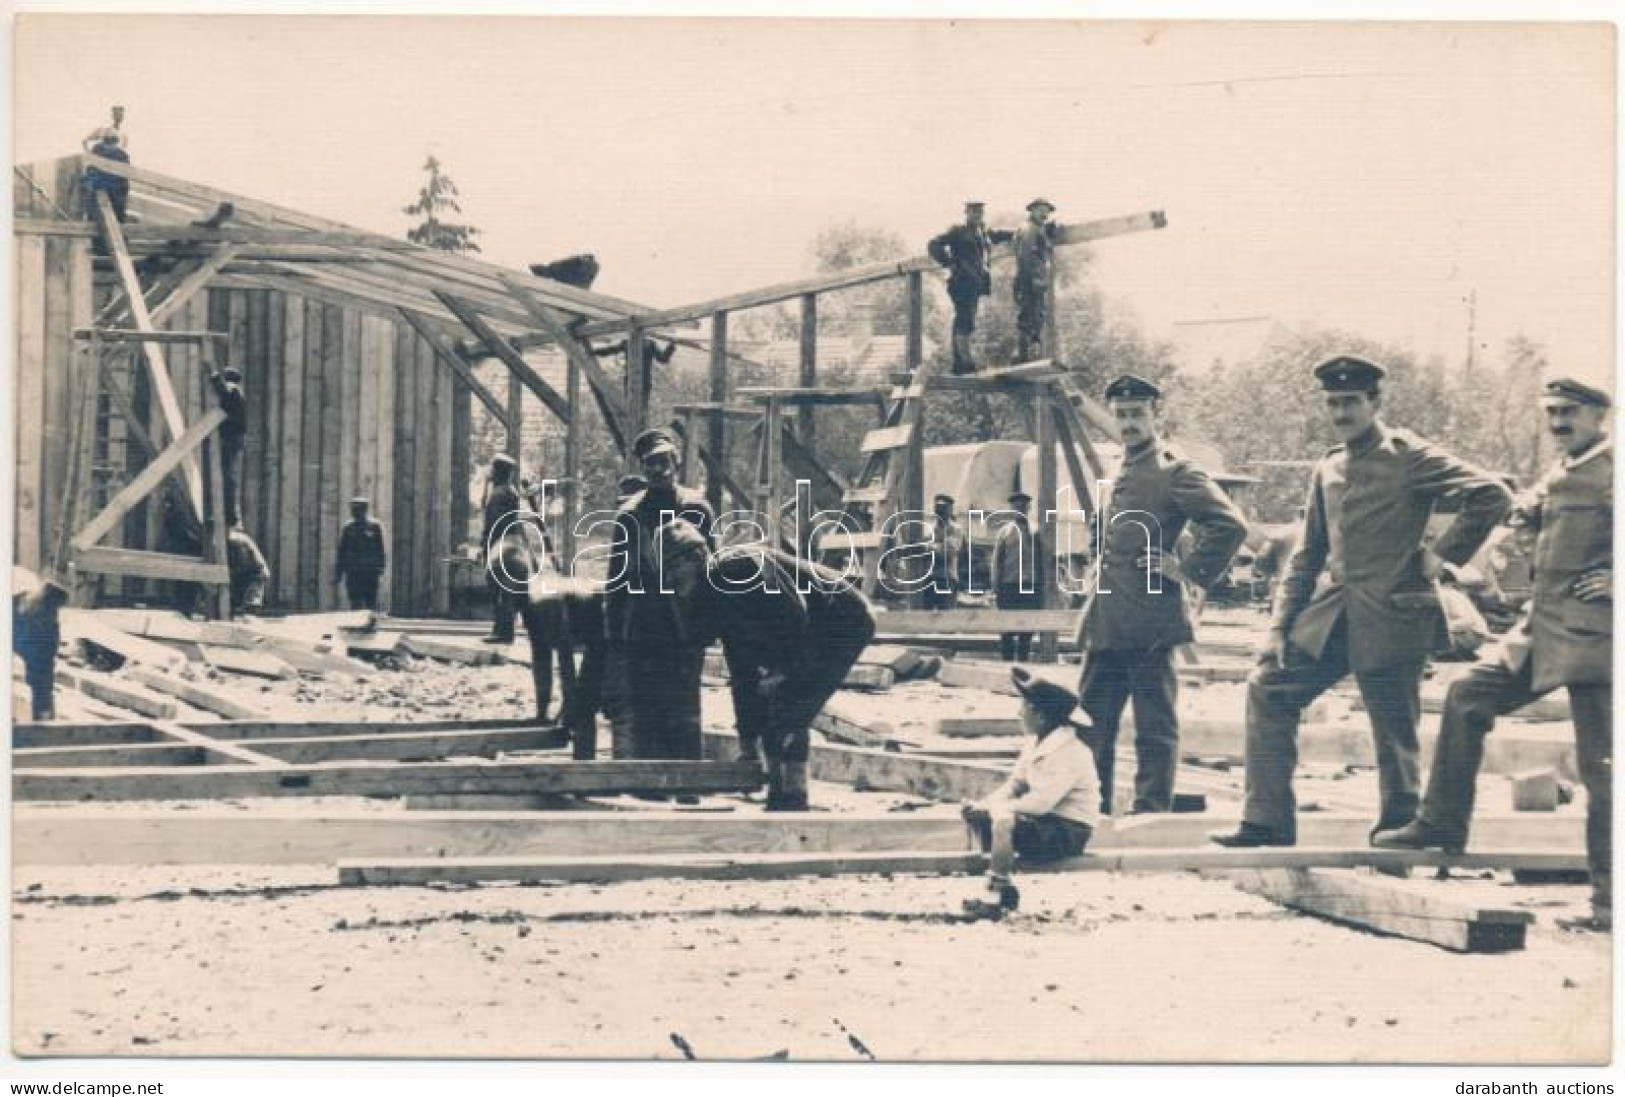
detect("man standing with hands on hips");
top-left (1376, 377), bottom-right (1612, 932)
top-left (1213, 356), bottom-right (1511, 848)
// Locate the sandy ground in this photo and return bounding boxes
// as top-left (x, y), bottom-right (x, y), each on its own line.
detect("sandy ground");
top-left (14, 606), bottom-right (1611, 1063)
top-left (11, 863), bottom-right (1610, 1063)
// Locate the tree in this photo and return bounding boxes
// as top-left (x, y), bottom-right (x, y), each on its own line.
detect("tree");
top-left (402, 155), bottom-right (482, 255)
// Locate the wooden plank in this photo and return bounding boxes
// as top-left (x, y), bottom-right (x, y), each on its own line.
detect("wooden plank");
top-left (1231, 868), bottom-right (1534, 953)
top-left (435, 291), bottom-right (571, 424)
top-left (274, 294), bottom-right (304, 605)
top-left (317, 305), bottom-right (346, 610)
top-left (293, 301), bottom-right (323, 607)
top-left (73, 546), bottom-right (230, 584)
top-left (937, 717), bottom-right (1023, 739)
top-left (706, 310), bottom-right (730, 514)
top-left (151, 721), bottom-right (285, 767)
top-left (55, 667), bottom-right (177, 720)
top-left (14, 233), bottom-right (46, 568)
top-left (12, 809), bottom-right (967, 867)
top-left (340, 309), bottom-right (363, 568)
top-left (58, 609), bottom-right (188, 673)
top-left (739, 388), bottom-right (888, 407)
top-left (414, 335), bottom-right (437, 610)
top-left (876, 609), bottom-right (1079, 635)
top-left (124, 667), bottom-right (270, 720)
top-left (375, 316), bottom-right (397, 612)
top-left (70, 407), bottom-right (225, 549)
top-left (431, 348), bottom-right (455, 614)
top-left (39, 237), bottom-right (76, 576)
top-left (391, 320), bottom-right (415, 612)
top-left (258, 292), bottom-right (284, 575)
top-left (94, 191), bottom-right (204, 513)
top-left (15, 743), bottom-right (208, 768)
top-left (798, 292), bottom-right (817, 443)
top-left (338, 845), bottom-right (1582, 889)
top-left (401, 633), bottom-right (502, 665)
top-left (13, 758), bottom-right (765, 803)
top-left (860, 423), bottom-right (915, 454)
top-left (248, 726), bottom-right (569, 764)
top-left (201, 644), bottom-right (294, 679)
top-left (704, 730), bottom-right (1005, 802)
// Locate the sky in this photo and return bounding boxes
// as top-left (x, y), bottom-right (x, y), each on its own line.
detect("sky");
top-left (13, 15), bottom-right (1616, 385)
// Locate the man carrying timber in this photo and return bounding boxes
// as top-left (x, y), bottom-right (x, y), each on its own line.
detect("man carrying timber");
top-left (334, 496), bottom-right (387, 611)
top-left (657, 520), bottom-right (877, 810)
top-left (606, 429), bottom-right (716, 760)
top-left (928, 200), bottom-right (1013, 375)
top-left (1376, 377), bottom-right (1612, 931)
top-left (1078, 374), bottom-right (1247, 814)
top-left (1212, 356), bottom-right (1512, 848)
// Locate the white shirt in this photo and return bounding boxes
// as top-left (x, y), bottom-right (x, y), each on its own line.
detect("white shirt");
top-left (988, 729), bottom-right (1101, 827)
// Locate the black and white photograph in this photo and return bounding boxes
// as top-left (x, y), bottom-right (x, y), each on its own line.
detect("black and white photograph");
top-left (5, 10), bottom-right (1617, 1077)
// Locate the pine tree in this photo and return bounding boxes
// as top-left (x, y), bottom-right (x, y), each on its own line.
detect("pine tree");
top-left (402, 155), bottom-right (481, 254)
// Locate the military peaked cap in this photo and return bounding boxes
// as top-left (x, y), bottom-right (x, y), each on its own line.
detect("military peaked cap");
top-left (1313, 355), bottom-right (1386, 393)
top-left (1541, 377), bottom-right (1611, 408)
top-left (1103, 374), bottom-right (1162, 403)
top-left (632, 428), bottom-right (679, 461)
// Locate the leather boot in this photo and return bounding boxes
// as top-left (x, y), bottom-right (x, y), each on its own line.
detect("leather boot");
top-left (1370, 818), bottom-right (1466, 855)
top-left (775, 762), bottom-right (810, 812)
top-left (1209, 821), bottom-right (1296, 848)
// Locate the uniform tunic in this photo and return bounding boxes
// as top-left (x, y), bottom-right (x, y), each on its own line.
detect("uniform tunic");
top-left (1076, 440), bottom-right (1247, 812)
top-left (693, 546), bottom-right (876, 773)
top-left (1010, 220), bottom-right (1058, 352)
top-left (928, 221), bottom-right (1013, 334)
top-left (1418, 437), bottom-right (1612, 914)
top-left (606, 484), bottom-right (716, 759)
top-left (335, 518), bottom-right (387, 610)
top-left (992, 518), bottom-right (1041, 662)
top-left (1242, 423), bottom-right (1511, 834)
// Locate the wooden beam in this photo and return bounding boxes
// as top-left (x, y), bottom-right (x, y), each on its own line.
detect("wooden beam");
top-left (706, 311), bottom-right (729, 514)
top-left (152, 722), bottom-right (284, 767)
top-left (798, 292), bottom-right (817, 445)
top-left (123, 667), bottom-right (269, 721)
top-left (613, 210), bottom-right (1167, 331)
top-left (334, 844), bottom-right (1581, 888)
top-left (71, 328), bottom-right (229, 346)
top-left (13, 758), bottom-right (764, 802)
top-left (147, 243), bottom-right (242, 327)
top-left (13, 809), bottom-right (967, 867)
top-left (396, 308), bottom-right (510, 429)
top-left (874, 609), bottom-right (1079, 635)
top-left (94, 191), bottom-right (205, 514)
top-left (434, 291), bottom-right (572, 424)
top-left (121, 225), bottom-right (422, 247)
top-left (738, 387), bottom-right (888, 407)
top-left (1035, 384), bottom-right (1059, 660)
top-left (1231, 868), bottom-right (1538, 953)
top-left (70, 406), bottom-right (225, 550)
top-left (500, 277), bottom-right (630, 452)
top-left (71, 546), bottom-right (230, 584)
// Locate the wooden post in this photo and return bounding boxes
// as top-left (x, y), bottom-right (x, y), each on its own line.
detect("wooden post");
top-left (903, 272), bottom-right (925, 521)
top-left (204, 365), bottom-right (232, 621)
top-left (707, 311), bottom-right (728, 513)
top-left (766, 396), bottom-right (783, 547)
top-left (798, 294), bottom-right (817, 446)
top-left (505, 372), bottom-right (522, 466)
top-left (626, 327), bottom-right (649, 450)
top-left (1035, 386), bottom-right (1058, 661)
top-left (562, 351), bottom-right (580, 570)
top-left (1044, 272), bottom-right (1059, 362)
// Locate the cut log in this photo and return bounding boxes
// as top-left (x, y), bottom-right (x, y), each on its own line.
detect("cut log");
top-left (200, 645), bottom-right (294, 680)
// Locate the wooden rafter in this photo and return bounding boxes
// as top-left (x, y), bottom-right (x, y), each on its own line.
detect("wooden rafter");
top-left (500, 277), bottom-right (630, 453)
top-left (71, 406), bottom-right (225, 551)
top-left (93, 192), bottom-right (205, 516)
top-left (434, 291), bottom-right (572, 424)
top-left (395, 308), bottom-right (511, 430)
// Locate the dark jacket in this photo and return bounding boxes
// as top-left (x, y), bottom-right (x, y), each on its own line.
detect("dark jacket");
top-left (1503, 437), bottom-right (1612, 691)
top-left (336, 518), bottom-right (387, 576)
top-left (208, 374), bottom-right (247, 446)
top-left (605, 484), bottom-right (716, 655)
top-left (1078, 441), bottom-right (1248, 651)
top-left (482, 483), bottom-right (523, 558)
top-left (1272, 423), bottom-right (1512, 671)
top-left (1011, 220), bottom-right (1059, 288)
top-left (927, 222), bottom-right (1013, 298)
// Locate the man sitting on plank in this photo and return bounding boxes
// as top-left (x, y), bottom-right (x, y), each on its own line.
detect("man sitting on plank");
top-left (960, 667), bottom-right (1101, 919)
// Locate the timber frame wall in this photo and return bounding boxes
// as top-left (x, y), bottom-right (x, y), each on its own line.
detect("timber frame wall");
top-left (15, 163), bottom-right (469, 615)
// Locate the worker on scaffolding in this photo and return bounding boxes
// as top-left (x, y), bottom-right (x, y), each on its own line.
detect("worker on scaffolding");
top-left (207, 364), bottom-right (248, 528)
top-left (656, 519), bottom-right (876, 811)
top-left (928, 200), bottom-right (1012, 375)
top-left (1011, 198), bottom-right (1059, 363)
top-left (80, 107), bottom-right (130, 227)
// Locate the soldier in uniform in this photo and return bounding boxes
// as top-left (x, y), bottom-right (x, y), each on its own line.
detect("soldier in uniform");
top-left (928, 200), bottom-right (1013, 375)
top-left (1078, 374), bottom-right (1248, 814)
top-left (922, 493), bottom-right (964, 610)
top-left (1011, 197), bottom-right (1059, 363)
top-left (334, 496), bottom-right (387, 611)
top-left (992, 490), bottom-right (1041, 661)
top-left (606, 429), bottom-right (716, 759)
top-left (1212, 356), bottom-right (1512, 847)
top-left (208, 365), bottom-right (248, 527)
top-left (602, 474), bottom-right (647, 758)
top-left (480, 454), bottom-right (524, 644)
top-left (226, 527), bottom-right (269, 616)
top-left (1376, 377), bottom-right (1612, 931)
top-left (657, 520), bottom-right (876, 810)
top-left (13, 567), bottom-right (69, 721)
